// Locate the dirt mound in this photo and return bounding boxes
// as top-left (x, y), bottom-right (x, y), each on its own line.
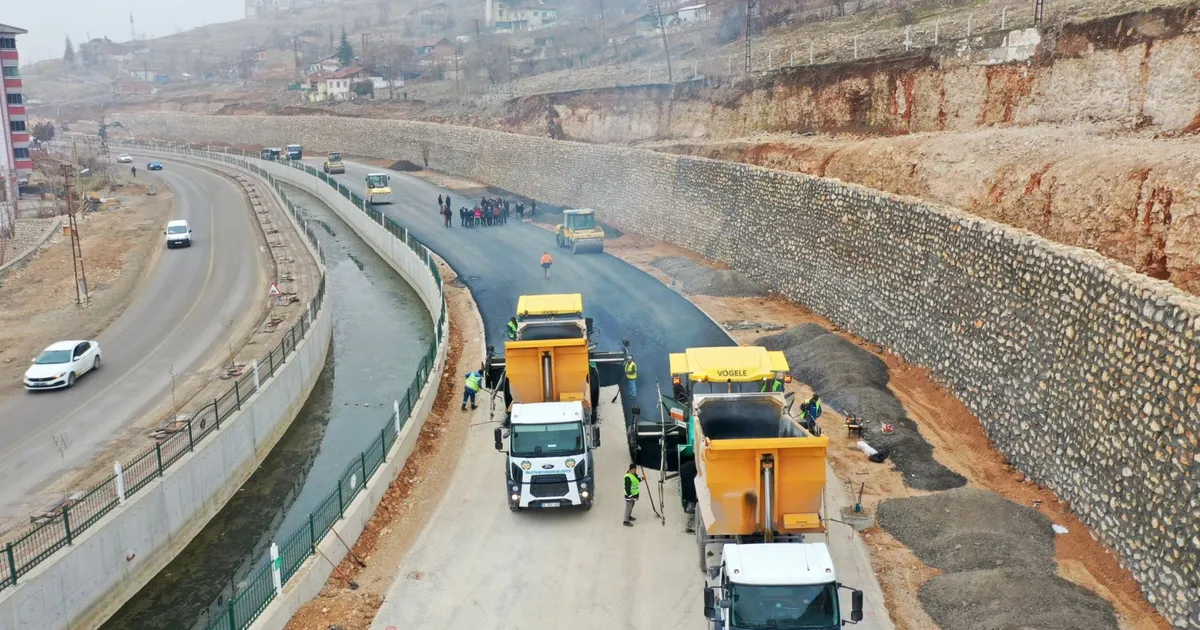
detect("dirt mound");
top-left (758, 325), bottom-right (965, 490)
top-left (920, 569), bottom-right (1119, 630)
top-left (651, 256), bottom-right (767, 297)
top-left (388, 160), bottom-right (423, 171)
top-left (877, 488), bottom-right (1055, 573)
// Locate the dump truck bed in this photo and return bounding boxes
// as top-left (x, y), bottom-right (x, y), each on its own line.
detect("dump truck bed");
top-left (692, 396), bottom-right (828, 537)
top-left (502, 337), bottom-right (591, 406)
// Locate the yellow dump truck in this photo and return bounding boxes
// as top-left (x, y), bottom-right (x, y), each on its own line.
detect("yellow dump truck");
top-left (486, 294), bottom-right (627, 511)
top-left (555, 209), bottom-right (605, 254)
top-left (653, 347), bottom-right (864, 629)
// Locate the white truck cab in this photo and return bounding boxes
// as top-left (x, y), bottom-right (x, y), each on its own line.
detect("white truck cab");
top-left (165, 219), bottom-right (192, 248)
top-left (494, 400), bottom-right (599, 511)
top-left (704, 543), bottom-right (863, 630)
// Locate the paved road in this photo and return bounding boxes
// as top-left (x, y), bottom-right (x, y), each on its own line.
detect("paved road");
top-left (312, 159), bottom-right (893, 629)
top-left (0, 157), bottom-right (266, 521)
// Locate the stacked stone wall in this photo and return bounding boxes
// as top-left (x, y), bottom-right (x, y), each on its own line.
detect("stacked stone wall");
top-left (118, 112), bottom-right (1199, 627)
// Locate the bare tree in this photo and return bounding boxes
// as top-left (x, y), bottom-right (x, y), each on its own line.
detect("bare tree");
top-left (219, 317), bottom-right (237, 367)
top-left (167, 364), bottom-right (180, 412)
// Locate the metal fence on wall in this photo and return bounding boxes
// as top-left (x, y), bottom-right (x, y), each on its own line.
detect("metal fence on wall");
top-left (0, 158), bottom-right (328, 594)
top-left (113, 143), bottom-right (447, 630)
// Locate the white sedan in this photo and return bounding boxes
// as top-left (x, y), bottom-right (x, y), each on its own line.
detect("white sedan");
top-left (117, 154), bottom-right (133, 163)
top-left (24, 340), bottom-right (103, 391)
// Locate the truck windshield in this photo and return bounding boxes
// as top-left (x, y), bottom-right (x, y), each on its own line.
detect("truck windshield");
top-left (367, 175), bottom-right (388, 188)
top-left (730, 583), bottom-right (839, 629)
top-left (511, 422), bottom-right (584, 458)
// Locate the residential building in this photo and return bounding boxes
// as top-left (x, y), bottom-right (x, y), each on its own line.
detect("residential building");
top-left (325, 64), bottom-right (367, 101)
top-left (246, 0), bottom-right (333, 18)
top-left (0, 22), bottom-right (28, 237)
top-left (306, 54), bottom-right (341, 75)
top-left (413, 37), bottom-right (455, 58)
top-left (674, 4), bottom-right (710, 23)
top-left (489, 1), bottom-right (558, 31)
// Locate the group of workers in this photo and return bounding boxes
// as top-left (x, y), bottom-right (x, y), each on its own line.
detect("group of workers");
top-left (438, 195), bottom-right (539, 229)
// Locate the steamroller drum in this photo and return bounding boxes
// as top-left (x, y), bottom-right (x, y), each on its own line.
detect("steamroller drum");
top-left (571, 238), bottom-right (605, 254)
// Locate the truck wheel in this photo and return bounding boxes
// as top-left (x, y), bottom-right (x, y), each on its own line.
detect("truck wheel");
top-left (510, 505), bottom-right (522, 513)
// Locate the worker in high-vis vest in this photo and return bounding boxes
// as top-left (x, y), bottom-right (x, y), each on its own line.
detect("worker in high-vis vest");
top-left (506, 317), bottom-right (519, 341)
top-left (800, 394), bottom-right (823, 433)
top-left (461, 370), bottom-right (483, 411)
top-left (761, 372), bottom-right (785, 393)
top-left (624, 357), bottom-right (638, 398)
top-left (623, 463), bottom-right (645, 527)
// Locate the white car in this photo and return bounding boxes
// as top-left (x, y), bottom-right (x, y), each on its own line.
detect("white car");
top-left (165, 219), bottom-right (192, 248)
top-left (117, 154), bottom-right (133, 163)
top-left (24, 340), bottom-right (103, 391)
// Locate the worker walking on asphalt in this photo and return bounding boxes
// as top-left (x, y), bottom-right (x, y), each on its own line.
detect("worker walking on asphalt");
top-left (624, 356), bottom-right (638, 398)
top-left (623, 463), bottom-right (646, 527)
top-left (507, 317), bottom-right (519, 341)
top-left (761, 372), bottom-right (785, 393)
top-left (130, 165), bottom-right (137, 178)
top-left (461, 369), bottom-right (483, 411)
top-left (541, 251), bottom-right (554, 279)
top-left (800, 394), bottom-right (823, 433)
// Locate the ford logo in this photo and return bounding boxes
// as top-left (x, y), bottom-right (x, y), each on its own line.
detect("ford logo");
top-left (542, 464), bottom-right (555, 469)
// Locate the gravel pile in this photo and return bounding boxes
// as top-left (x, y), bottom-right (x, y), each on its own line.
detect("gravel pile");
top-left (758, 325), bottom-right (965, 491)
top-left (651, 256), bottom-right (766, 297)
top-left (879, 488), bottom-right (1118, 630)
top-left (920, 570), bottom-right (1119, 630)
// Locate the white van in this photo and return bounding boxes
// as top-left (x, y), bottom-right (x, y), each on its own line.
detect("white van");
top-left (165, 219), bottom-right (192, 248)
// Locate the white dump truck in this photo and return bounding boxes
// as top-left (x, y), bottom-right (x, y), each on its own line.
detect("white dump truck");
top-left (494, 400), bottom-right (599, 511)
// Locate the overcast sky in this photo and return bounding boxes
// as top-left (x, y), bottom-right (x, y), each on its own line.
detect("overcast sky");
top-left (9, 0), bottom-right (244, 64)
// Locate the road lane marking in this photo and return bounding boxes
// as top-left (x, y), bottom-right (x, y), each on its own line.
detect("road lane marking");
top-left (0, 181), bottom-right (221, 461)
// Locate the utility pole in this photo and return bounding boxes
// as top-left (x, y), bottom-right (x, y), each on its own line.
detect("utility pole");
top-left (475, 19), bottom-right (482, 48)
top-left (744, 0), bottom-right (758, 73)
top-left (1035, 0), bottom-right (1045, 25)
top-left (652, 4), bottom-right (673, 83)
top-left (60, 164), bottom-right (88, 307)
top-left (453, 48), bottom-right (461, 99)
top-left (362, 32), bottom-right (369, 62)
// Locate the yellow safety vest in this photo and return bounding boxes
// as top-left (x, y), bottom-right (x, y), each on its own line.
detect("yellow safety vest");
top-left (507, 320), bottom-right (518, 338)
top-left (465, 373), bottom-right (482, 392)
top-left (625, 361), bottom-right (638, 380)
top-left (624, 472), bottom-right (640, 497)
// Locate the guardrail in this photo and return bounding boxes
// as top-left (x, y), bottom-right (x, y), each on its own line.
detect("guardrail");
top-left (0, 157), bottom-right (328, 596)
top-left (113, 141), bottom-right (448, 630)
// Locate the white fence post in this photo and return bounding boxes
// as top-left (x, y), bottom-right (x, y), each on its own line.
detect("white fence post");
top-left (252, 359), bottom-right (261, 391)
top-left (967, 14), bottom-right (973, 39)
top-left (394, 400), bottom-right (401, 433)
top-left (270, 543), bottom-right (283, 596)
top-left (905, 26), bottom-right (912, 51)
top-left (809, 43), bottom-right (814, 65)
top-left (114, 461), bottom-right (126, 505)
top-left (854, 36), bottom-right (859, 60)
top-left (1001, 6), bottom-right (1008, 29)
top-left (935, 20), bottom-right (941, 45)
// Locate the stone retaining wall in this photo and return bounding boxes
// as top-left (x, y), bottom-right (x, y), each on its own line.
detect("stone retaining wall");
top-left (116, 112), bottom-right (1200, 628)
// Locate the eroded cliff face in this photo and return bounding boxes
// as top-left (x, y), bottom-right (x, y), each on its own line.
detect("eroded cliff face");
top-left (506, 7), bottom-right (1200, 143)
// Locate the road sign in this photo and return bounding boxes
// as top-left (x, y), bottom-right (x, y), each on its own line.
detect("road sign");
top-left (268, 282), bottom-right (281, 297)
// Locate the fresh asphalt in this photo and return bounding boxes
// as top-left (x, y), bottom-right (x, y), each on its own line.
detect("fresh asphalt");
top-left (306, 158), bottom-right (733, 412)
top-left (0, 157), bottom-right (265, 521)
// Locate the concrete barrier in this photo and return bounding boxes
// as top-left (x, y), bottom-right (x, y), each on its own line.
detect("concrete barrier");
top-left (0, 160), bottom-right (330, 630)
top-left (125, 146), bottom-right (450, 630)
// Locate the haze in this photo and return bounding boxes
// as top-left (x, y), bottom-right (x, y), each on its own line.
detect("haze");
top-left (9, 0), bottom-right (244, 64)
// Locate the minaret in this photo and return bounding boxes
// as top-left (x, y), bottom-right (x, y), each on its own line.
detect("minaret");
top-left (130, 14), bottom-right (136, 42)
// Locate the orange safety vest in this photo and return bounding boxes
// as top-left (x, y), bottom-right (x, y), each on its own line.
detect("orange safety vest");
top-left (540, 254), bottom-right (553, 265)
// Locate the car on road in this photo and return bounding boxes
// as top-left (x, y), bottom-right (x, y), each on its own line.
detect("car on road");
top-left (117, 154), bottom-right (133, 163)
top-left (24, 341), bottom-right (103, 391)
top-left (147, 161), bottom-right (164, 171)
top-left (165, 219), bottom-right (193, 248)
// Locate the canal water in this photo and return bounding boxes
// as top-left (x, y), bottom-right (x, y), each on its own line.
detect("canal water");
top-left (103, 185), bottom-right (434, 629)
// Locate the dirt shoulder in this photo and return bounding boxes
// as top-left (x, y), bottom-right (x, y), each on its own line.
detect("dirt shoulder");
top-left (282, 259), bottom-right (478, 630)
top-left (0, 181), bottom-right (171, 396)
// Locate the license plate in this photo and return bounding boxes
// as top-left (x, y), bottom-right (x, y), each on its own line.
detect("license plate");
top-left (540, 502), bottom-right (560, 508)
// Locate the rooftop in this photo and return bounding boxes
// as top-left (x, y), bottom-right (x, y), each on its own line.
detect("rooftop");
top-left (0, 23), bottom-right (28, 35)
top-left (723, 543), bottom-right (837, 586)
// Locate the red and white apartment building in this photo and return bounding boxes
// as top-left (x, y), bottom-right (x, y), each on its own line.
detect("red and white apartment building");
top-left (1, 23), bottom-right (29, 235)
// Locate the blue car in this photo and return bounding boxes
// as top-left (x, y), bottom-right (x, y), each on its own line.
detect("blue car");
top-left (147, 161), bottom-right (164, 171)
